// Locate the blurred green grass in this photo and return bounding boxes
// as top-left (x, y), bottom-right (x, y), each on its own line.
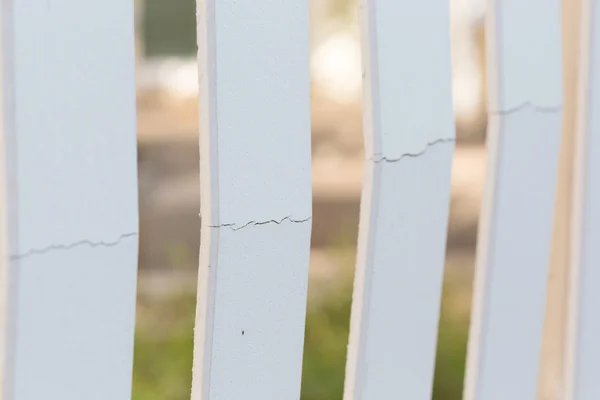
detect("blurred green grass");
top-left (132, 252), bottom-right (472, 400)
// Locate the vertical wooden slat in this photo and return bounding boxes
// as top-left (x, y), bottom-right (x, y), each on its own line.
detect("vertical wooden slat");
top-left (192, 1), bottom-right (312, 399)
top-left (343, 1), bottom-right (455, 399)
top-left (0, 2), bottom-right (139, 399)
top-left (463, 1), bottom-right (564, 399)
top-left (565, 0), bottom-right (600, 398)
top-left (538, 0), bottom-right (582, 398)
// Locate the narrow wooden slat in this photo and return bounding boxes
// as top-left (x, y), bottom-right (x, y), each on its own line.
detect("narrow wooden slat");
top-left (565, 1), bottom-right (600, 398)
top-left (343, 1), bottom-right (455, 399)
top-left (0, 2), bottom-right (139, 399)
top-left (192, 1), bottom-right (312, 399)
top-left (463, 1), bottom-right (563, 399)
top-left (538, 0), bottom-right (582, 397)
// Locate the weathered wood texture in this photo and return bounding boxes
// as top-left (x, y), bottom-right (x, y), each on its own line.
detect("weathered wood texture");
top-left (464, 1), bottom-right (564, 399)
top-left (192, 1), bottom-right (312, 399)
top-left (565, 1), bottom-right (600, 398)
top-left (343, 1), bottom-right (455, 399)
top-left (0, 1), bottom-right (139, 399)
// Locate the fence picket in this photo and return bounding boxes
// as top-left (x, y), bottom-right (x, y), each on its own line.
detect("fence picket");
top-left (565, 1), bottom-right (600, 398)
top-left (343, 1), bottom-right (455, 399)
top-left (463, 1), bottom-right (563, 399)
top-left (192, 1), bottom-right (312, 399)
top-left (0, 2), bottom-right (139, 399)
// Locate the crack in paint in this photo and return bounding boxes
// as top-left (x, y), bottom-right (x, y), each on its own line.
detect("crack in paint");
top-left (207, 216), bottom-right (312, 231)
top-left (10, 232), bottom-right (138, 260)
top-left (489, 101), bottom-right (562, 115)
top-left (369, 137), bottom-right (455, 163)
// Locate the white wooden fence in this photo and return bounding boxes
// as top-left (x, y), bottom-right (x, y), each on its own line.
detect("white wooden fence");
top-left (0, 0), bottom-right (597, 399)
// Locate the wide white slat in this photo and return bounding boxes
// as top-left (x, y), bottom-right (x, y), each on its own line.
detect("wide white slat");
top-left (343, 1), bottom-right (455, 399)
top-left (192, 1), bottom-right (312, 399)
top-left (463, 1), bottom-right (563, 399)
top-left (565, 1), bottom-right (600, 398)
top-left (0, 2), bottom-right (139, 399)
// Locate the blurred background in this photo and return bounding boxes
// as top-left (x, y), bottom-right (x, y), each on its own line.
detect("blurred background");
top-left (132, 0), bottom-right (487, 398)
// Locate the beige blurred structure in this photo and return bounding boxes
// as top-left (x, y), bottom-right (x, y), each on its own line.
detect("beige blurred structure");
top-left (134, 0), bottom-right (488, 141)
top-left (449, 0), bottom-right (487, 140)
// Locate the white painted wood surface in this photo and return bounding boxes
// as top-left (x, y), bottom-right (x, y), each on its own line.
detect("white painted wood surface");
top-left (192, 1), bottom-right (312, 399)
top-left (566, 1), bottom-right (600, 398)
top-left (463, 1), bottom-right (563, 399)
top-left (0, 1), bottom-right (139, 399)
top-left (343, 1), bottom-right (455, 399)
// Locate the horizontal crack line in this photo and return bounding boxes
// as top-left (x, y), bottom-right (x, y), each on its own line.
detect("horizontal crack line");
top-left (369, 137), bottom-right (455, 163)
top-left (207, 216), bottom-right (312, 231)
top-left (489, 102), bottom-right (562, 115)
top-left (10, 232), bottom-right (138, 260)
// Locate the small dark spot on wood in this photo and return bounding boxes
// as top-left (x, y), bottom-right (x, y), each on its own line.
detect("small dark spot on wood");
top-left (242, 330), bottom-right (245, 335)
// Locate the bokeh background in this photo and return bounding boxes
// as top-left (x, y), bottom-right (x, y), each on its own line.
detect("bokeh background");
top-left (132, 0), bottom-right (487, 398)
